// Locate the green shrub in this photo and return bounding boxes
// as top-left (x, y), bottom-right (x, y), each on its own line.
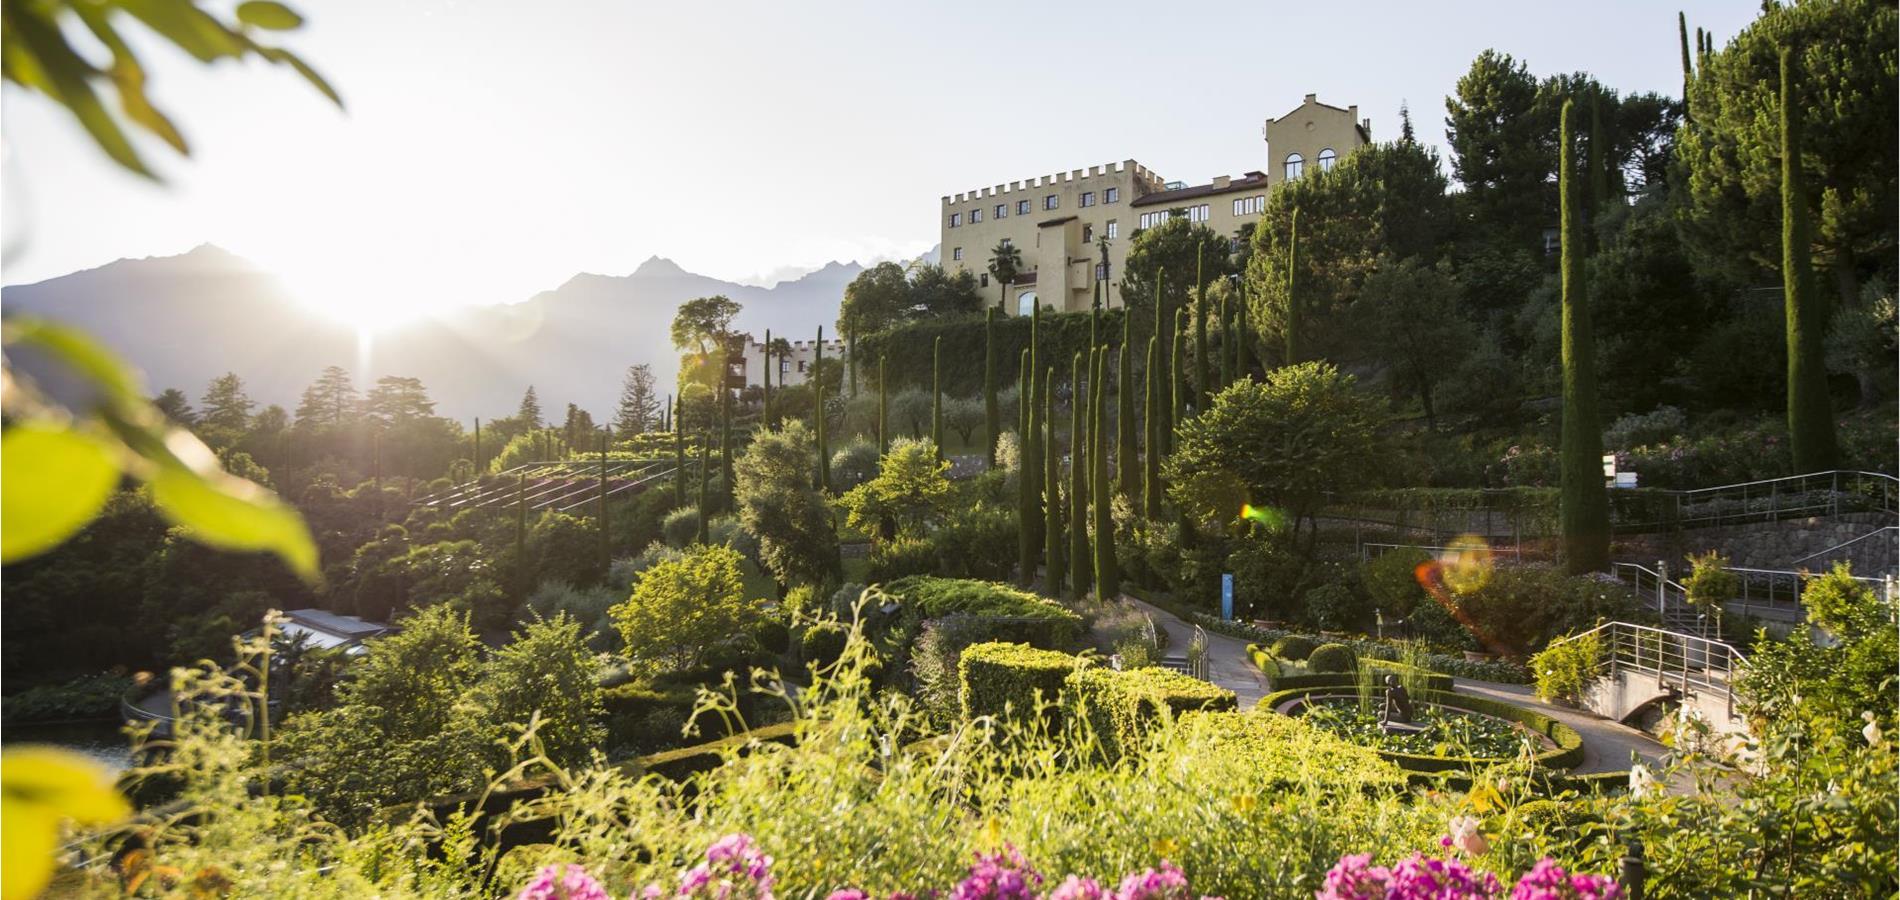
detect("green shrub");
top-left (752, 618), bottom-right (791, 655)
top-left (800, 622), bottom-right (848, 667)
top-left (884, 576), bottom-right (1084, 648)
top-left (661, 506), bottom-right (701, 548)
top-left (957, 642), bottom-right (1077, 721)
top-left (1173, 710), bottom-right (1406, 791)
top-left (1271, 635), bottom-right (1318, 662)
top-left (600, 683), bottom-right (697, 754)
top-left (1304, 583), bottom-right (1368, 632)
top-left (926, 501), bottom-right (1017, 581)
top-left (1307, 643), bottom-right (1356, 673)
top-left (1064, 665), bottom-right (1237, 763)
top-left (866, 536), bottom-right (936, 583)
top-left (1362, 548), bottom-right (1431, 618)
top-left (1530, 630), bottom-right (1601, 704)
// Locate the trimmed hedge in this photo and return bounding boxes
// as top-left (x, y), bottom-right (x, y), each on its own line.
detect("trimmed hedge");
top-left (1257, 687), bottom-right (1585, 774)
top-left (801, 622), bottom-right (848, 667)
top-left (1173, 711), bottom-right (1407, 792)
top-left (1065, 666), bottom-right (1237, 763)
top-left (884, 576), bottom-right (1084, 649)
top-left (958, 642), bottom-right (1078, 721)
top-left (1191, 609), bottom-right (1532, 684)
top-left (1248, 646), bottom-right (1456, 694)
top-left (1308, 643), bottom-right (1356, 673)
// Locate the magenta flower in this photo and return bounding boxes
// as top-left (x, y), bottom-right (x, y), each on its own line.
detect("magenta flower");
top-left (825, 892), bottom-right (871, 900)
top-left (1047, 876), bottom-right (1110, 900)
top-left (1115, 862), bottom-right (1192, 900)
top-left (651, 833), bottom-right (777, 900)
top-left (950, 846), bottom-right (1041, 900)
top-left (514, 864), bottom-right (611, 900)
top-left (1317, 853), bottom-right (1392, 900)
top-left (1508, 859), bottom-right (1621, 900)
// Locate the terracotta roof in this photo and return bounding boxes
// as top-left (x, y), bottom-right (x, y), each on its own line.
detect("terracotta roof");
top-left (1130, 172), bottom-right (1271, 207)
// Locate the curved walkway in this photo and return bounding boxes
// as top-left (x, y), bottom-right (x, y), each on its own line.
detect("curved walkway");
top-left (1124, 597), bottom-right (1672, 782)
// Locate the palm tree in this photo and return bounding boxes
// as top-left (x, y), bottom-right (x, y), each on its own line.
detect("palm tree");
top-left (1094, 234), bottom-right (1113, 309)
top-left (987, 239), bottom-right (1022, 312)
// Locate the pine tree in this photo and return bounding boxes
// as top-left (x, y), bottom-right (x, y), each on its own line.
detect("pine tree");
top-left (1068, 351), bottom-right (1090, 602)
top-left (932, 336), bottom-right (945, 463)
top-left (199, 372), bottom-right (254, 434)
top-left (613, 364), bottom-right (661, 435)
top-left (984, 307), bottom-right (999, 468)
top-left (1558, 98), bottom-right (1610, 574)
top-left (673, 394), bottom-right (687, 507)
top-left (1193, 245), bottom-right (1209, 409)
top-left (1284, 207), bottom-right (1302, 365)
top-left (1092, 345), bottom-right (1118, 599)
top-left (1780, 48), bottom-right (1839, 472)
top-left (295, 365), bottom-right (356, 428)
top-left (1117, 320), bottom-right (1137, 497)
top-left (1044, 366), bottom-right (1062, 595)
top-left (878, 354), bottom-right (890, 456)
top-left (814, 326), bottom-right (831, 492)
top-left (1143, 336), bottom-right (1162, 519)
top-left (517, 386), bottom-right (543, 429)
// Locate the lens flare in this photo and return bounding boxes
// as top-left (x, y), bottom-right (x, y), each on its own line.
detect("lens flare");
top-left (1438, 534), bottom-right (1494, 595)
top-left (1239, 502), bottom-right (1287, 532)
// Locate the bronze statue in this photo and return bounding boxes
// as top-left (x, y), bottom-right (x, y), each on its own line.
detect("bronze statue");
top-left (1379, 674), bottom-right (1415, 726)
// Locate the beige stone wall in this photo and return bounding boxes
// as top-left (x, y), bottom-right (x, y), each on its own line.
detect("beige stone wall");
top-left (736, 337), bottom-right (845, 389)
top-left (1263, 93), bottom-right (1371, 189)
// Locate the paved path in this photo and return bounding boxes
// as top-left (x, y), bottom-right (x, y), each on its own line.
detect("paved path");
top-left (1124, 596), bottom-right (1678, 786)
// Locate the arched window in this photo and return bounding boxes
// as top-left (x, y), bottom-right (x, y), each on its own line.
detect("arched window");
top-left (1017, 291), bottom-right (1039, 317)
top-left (1318, 147), bottom-right (1337, 172)
top-left (1284, 152), bottom-right (1304, 180)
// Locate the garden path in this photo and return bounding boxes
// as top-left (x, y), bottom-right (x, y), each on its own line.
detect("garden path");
top-left (1123, 596), bottom-right (1690, 790)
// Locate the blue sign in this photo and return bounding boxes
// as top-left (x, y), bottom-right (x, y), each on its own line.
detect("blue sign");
top-left (1220, 573), bottom-right (1234, 621)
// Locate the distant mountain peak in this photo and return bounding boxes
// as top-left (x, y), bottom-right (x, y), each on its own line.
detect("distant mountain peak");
top-left (631, 255), bottom-right (687, 278)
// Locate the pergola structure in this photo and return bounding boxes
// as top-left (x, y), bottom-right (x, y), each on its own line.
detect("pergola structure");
top-left (411, 459), bottom-right (680, 512)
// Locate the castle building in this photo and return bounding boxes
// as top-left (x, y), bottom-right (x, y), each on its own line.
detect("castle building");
top-left (939, 94), bottom-right (1371, 315)
top-left (729, 335), bottom-right (847, 391)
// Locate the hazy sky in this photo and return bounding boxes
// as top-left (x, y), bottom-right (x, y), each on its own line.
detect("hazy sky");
top-left (3, 0), bottom-right (1761, 323)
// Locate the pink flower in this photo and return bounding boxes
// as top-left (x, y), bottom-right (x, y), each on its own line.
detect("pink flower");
top-left (825, 892), bottom-right (871, 900)
top-left (1047, 876), bottom-right (1109, 900)
top-left (950, 846), bottom-right (1041, 900)
top-left (1316, 854), bottom-right (1391, 900)
top-left (1508, 858), bottom-right (1621, 900)
top-left (1115, 862), bottom-right (1191, 900)
top-left (1446, 815), bottom-right (1491, 856)
top-left (515, 864), bottom-right (611, 900)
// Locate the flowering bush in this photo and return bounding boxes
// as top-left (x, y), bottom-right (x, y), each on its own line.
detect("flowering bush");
top-left (642, 833), bottom-right (777, 899)
top-left (1316, 852), bottom-right (1619, 900)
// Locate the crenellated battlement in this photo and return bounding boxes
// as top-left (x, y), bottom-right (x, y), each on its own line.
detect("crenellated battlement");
top-left (941, 159), bottom-right (1164, 206)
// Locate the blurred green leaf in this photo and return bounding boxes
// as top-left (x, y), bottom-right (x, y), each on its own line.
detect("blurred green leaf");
top-left (74, 6), bottom-right (190, 154)
top-left (2, 6), bottom-right (152, 177)
top-left (4, 318), bottom-right (148, 409)
top-left (149, 461), bottom-right (319, 581)
top-left (116, 0), bottom-right (247, 62)
top-left (249, 43), bottom-right (341, 107)
top-left (235, 1), bottom-right (303, 31)
top-left (1, 746), bottom-right (131, 900)
top-left (0, 424), bottom-right (122, 564)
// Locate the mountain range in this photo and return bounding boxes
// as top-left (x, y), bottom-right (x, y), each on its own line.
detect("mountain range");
top-left (0, 245), bottom-right (910, 422)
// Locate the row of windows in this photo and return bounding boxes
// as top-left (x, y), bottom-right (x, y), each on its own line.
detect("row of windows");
top-left (948, 186), bottom-right (1122, 228)
top-left (950, 221), bottom-right (1116, 265)
top-left (1283, 148), bottom-right (1338, 180)
top-left (1234, 195), bottom-right (1265, 216)
top-left (1184, 204), bottom-right (1210, 223)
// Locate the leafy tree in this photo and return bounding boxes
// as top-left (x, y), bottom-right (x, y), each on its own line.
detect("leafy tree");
top-left (153, 388), bottom-right (195, 425)
top-left (364, 376), bottom-right (436, 424)
top-left (838, 262), bottom-right (910, 337)
top-left (198, 372), bottom-right (254, 435)
top-left (906, 264), bottom-right (983, 320)
top-left (1675, 0), bottom-right (1897, 301)
top-left (839, 437), bottom-right (951, 538)
top-left (294, 366), bottom-right (357, 429)
top-left (1557, 99), bottom-right (1609, 573)
top-left (733, 420), bottom-right (841, 590)
top-left (561, 403), bottom-right (595, 447)
top-left (1120, 218), bottom-right (1231, 357)
top-left (1826, 278), bottom-right (1897, 406)
top-left (517, 386), bottom-right (543, 429)
top-left (671, 295), bottom-right (743, 356)
top-left (1445, 50), bottom-right (1554, 251)
top-left (1589, 197), bottom-right (1720, 412)
top-left (1165, 362), bottom-right (1383, 541)
top-left (613, 543), bottom-right (758, 676)
top-left (472, 613), bottom-right (603, 767)
top-left (987, 240), bottom-right (1022, 311)
top-left (942, 396), bottom-right (985, 444)
top-left (1356, 257), bottom-right (1472, 428)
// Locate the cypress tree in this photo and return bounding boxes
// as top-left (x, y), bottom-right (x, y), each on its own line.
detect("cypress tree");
top-left (1156, 271), bottom-right (1173, 454)
top-left (673, 394), bottom-right (686, 506)
top-left (1678, 12), bottom-right (1694, 122)
top-left (1018, 351), bottom-right (1037, 586)
top-left (1170, 314), bottom-right (1186, 451)
top-left (1117, 322), bottom-right (1137, 497)
top-left (598, 428), bottom-right (610, 574)
top-left (1026, 307), bottom-right (1043, 555)
top-left (1044, 366), bottom-right (1062, 595)
top-left (1143, 336), bottom-right (1163, 519)
top-left (1558, 98), bottom-right (1610, 574)
top-left (1285, 207), bottom-right (1302, 365)
top-left (1780, 48), bottom-right (1838, 472)
top-left (696, 433), bottom-right (711, 545)
top-left (1018, 348), bottom-right (1030, 440)
top-left (932, 336), bottom-right (945, 462)
top-left (1193, 245), bottom-right (1209, 409)
top-left (814, 326), bottom-right (830, 492)
top-left (720, 388), bottom-right (734, 502)
top-left (1068, 351), bottom-right (1090, 602)
top-left (1092, 346), bottom-right (1118, 598)
top-left (847, 332), bottom-right (858, 398)
top-left (1218, 293), bottom-right (1233, 391)
top-left (761, 330), bottom-right (772, 427)
top-left (878, 354), bottom-right (889, 455)
top-left (984, 307), bottom-right (999, 468)
top-left (1235, 287), bottom-right (1252, 379)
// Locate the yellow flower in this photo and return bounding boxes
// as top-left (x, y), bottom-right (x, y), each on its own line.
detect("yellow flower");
top-left (1231, 795), bottom-right (1258, 816)
top-left (1151, 838), bottom-right (1180, 858)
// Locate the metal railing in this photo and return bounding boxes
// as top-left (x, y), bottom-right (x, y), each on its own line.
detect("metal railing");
top-left (1634, 470), bottom-right (1898, 532)
top-left (1787, 525), bottom-right (1899, 576)
top-left (1359, 541), bottom-right (1525, 564)
top-left (1612, 562), bottom-right (1708, 634)
top-left (1613, 560), bottom-right (1889, 625)
top-left (1549, 620), bottom-right (1749, 722)
top-left (1187, 624), bottom-right (1210, 681)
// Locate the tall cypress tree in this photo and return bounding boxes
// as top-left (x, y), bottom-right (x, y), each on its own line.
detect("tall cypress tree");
top-left (696, 433), bottom-right (711, 545)
top-left (1117, 323), bottom-right (1137, 497)
top-left (1025, 307), bottom-right (1043, 556)
top-left (673, 394), bottom-right (686, 506)
top-left (1780, 48), bottom-right (1838, 472)
top-left (1018, 351), bottom-right (1037, 586)
top-left (1092, 345), bottom-right (1118, 599)
top-left (984, 307), bottom-right (999, 468)
top-left (1018, 349), bottom-right (1030, 440)
top-left (761, 330), bottom-right (773, 428)
top-left (1285, 207), bottom-right (1302, 366)
top-left (1218, 293), bottom-right (1233, 391)
top-left (1169, 315), bottom-right (1186, 451)
top-left (720, 387), bottom-right (734, 505)
top-left (1143, 336), bottom-right (1163, 519)
top-left (1044, 366), bottom-right (1062, 595)
top-left (1678, 11), bottom-right (1695, 122)
top-left (1558, 98), bottom-right (1610, 574)
top-left (932, 336), bottom-right (945, 462)
top-left (878, 354), bottom-right (889, 455)
top-left (1236, 287), bottom-right (1253, 380)
top-left (1068, 351), bottom-right (1090, 602)
top-left (814, 326), bottom-right (830, 492)
top-left (1193, 245), bottom-right (1209, 409)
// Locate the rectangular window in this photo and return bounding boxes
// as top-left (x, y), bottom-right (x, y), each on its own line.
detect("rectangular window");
top-left (1044, 194), bottom-right (1059, 210)
top-left (1082, 223), bottom-right (1094, 243)
top-left (798, 360), bottom-right (807, 373)
top-left (1018, 199), bottom-right (1031, 215)
top-left (1000, 237), bottom-right (1013, 248)
top-left (1105, 187), bottom-right (1120, 203)
top-left (995, 203), bottom-right (1007, 219)
top-left (970, 207), bottom-right (982, 223)
top-left (1186, 204), bottom-right (1210, 223)
top-left (1231, 195), bottom-right (1265, 216)
top-left (1105, 220), bottom-right (1119, 239)
top-left (1096, 263), bottom-right (1108, 280)
top-left (949, 213), bottom-right (961, 228)
top-left (1080, 191), bottom-right (1095, 207)
top-left (981, 273), bottom-right (990, 287)
top-left (952, 247), bottom-right (963, 261)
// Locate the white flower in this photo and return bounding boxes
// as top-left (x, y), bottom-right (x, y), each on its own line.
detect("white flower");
top-left (1629, 764), bottom-right (1657, 800)
top-left (1447, 815), bottom-right (1489, 856)
top-left (1862, 711), bottom-right (1883, 747)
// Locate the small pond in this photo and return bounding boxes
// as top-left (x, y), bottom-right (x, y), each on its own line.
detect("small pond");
top-left (1294, 696), bottom-right (1552, 760)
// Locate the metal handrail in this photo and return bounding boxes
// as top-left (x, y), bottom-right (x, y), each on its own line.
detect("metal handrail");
top-left (1360, 541), bottom-right (1524, 563)
top-left (1672, 469), bottom-right (1898, 499)
top-left (1547, 620), bottom-right (1748, 722)
top-left (1787, 525), bottom-right (1899, 569)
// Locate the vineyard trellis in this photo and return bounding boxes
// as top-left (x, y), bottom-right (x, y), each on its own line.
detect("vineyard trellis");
top-left (411, 459), bottom-right (680, 512)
